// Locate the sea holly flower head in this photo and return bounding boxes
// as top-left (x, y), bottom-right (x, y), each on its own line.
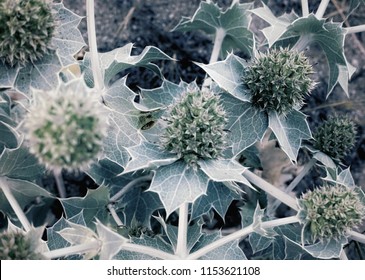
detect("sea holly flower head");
top-left (0, 229), bottom-right (44, 260)
top-left (298, 184), bottom-right (365, 242)
top-left (0, 0), bottom-right (56, 66)
top-left (243, 47), bottom-right (316, 115)
top-left (314, 116), bottom-right (357, 161)
top-left (24, 78), bottom-right (107, 172)
top-left (162, 89), bottom-right (227, 167)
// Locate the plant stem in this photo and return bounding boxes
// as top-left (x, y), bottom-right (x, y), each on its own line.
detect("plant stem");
top-left (109, 174), bottom-right (153, 203)
top-left (315, 0), bottom-right (330, 19)
top-left (270, 158), bottom-right (316, 213)
top-left (346, 24), bottom-right (365, 34)
top-left (292, 34), bottom-right (311, 52)
top-left (43, 240), bottom-right (100, 259)
top-left (86, 0), bottom-right (103, 92)
top-left (53, 169), bottom-right (66, 198)
top-left (243, 170), bottom-right (299, 211)
top-left (175, 202), bottom-right (189, 258)
top-left (187, 216), bottom-right (299, 260)
top-left (348, 230), bottom-right (365, 244)
top-left (107, 204), bottom-right (124, 226)
top-left (122, 243), bottom-right (180, 260)
top-left (0, 178), bottom-right (31, 232)
top-left (339, 249), bottom-right (348, 260)
top-left (209, 28), bottom-right (226, 64)
top-left (301, 0), bottom-right (309, 17)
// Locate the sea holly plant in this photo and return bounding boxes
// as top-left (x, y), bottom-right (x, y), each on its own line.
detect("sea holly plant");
top-left (0, 0), bottom-right (365, 261)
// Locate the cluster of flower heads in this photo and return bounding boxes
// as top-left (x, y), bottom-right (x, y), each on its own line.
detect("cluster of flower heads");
top-left (243, 47), bottom-right (316, 115)
top-left (0, 230), bottom-right (44, 260)
top-left (24, 79), bottom-right (106, 172)
top-left (314, 116), bottom-right (357, 161)
top-left (162, 90), bottom-right (227, 167)
top-left (0, 0), bottom-right (56, 66)
top-left (298, 184), bottom-right (365, 241)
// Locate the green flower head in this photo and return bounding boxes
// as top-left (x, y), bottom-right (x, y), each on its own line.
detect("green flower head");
top-left (314, 116), bottom-right (357, 161)
top-left (24, 78), bottom-right (107, 172)
top-left (243, 47), bottom-right (316, 115)
top-left (0, 0), bottom-right (56, 66)
top-left (0, 230), bottom-right (44, 260)
top-left (298, 184), bottom-right (365, 241)
top-left (162, 90), bottom-right (227, 167)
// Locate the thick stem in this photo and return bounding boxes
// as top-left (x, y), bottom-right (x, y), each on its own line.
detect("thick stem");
top-left (347, 230), bottom-right (365, 244)
top-left (122, 243), bottom-right (180, 260)
top-left (86, 0), bottom-right (103, 92)
top-left (175, 203), bottom-right (189, 258)
top-left (43, 240), bottom-right (100, 259)
top-left (209, 28), bottom-right (226, 64)
top-left (301, 0), bottom-right (309, 17)
top-left (270, 158), bottom-right (316, 213)
top-left (243, 170), bottom-right (299, 211)
top-left (187, 216), bottom-right (299, 260)
top-left (107, 204), bottom-right (124, 227)
top-left (292, 34), bottom-right (312, 52)
top-left (315, 0), bottom-right (330, 19)
top-left (53, 169), bottom-right (66, 198)
top-left (346, 24), bottom-right (365, 34)
top-left (0, 178), bottom-right (31, 232)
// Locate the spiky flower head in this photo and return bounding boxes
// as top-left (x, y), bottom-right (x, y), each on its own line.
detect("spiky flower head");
top-left (314, 116), bottom-right (357, 161)
top-left (0, 0), bottom-right (56, 66)
top-left (0, 230), bottom-right (44, 259)
top-left (24, 78), bottom-right (107, 172)
top-left (243, 47), bottom-right (315, 115)
top-left (298, 184), bottom-right (365, 242)
top-left (162, 90), bottom-right (227, 167)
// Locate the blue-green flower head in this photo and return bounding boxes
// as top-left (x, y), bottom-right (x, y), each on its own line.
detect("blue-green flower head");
top-left (0, 0), bottom-right (56, 66)
top-left (24, 78), bottom-right (107, 172)
top-left (298, 184), bottom-right (365, 241)
top-left (243, 47), bottom-right (316, 115)
top-left (314, 116), bottom-right (357, 161)
top-left (162, 89), bottom-right (227, 167)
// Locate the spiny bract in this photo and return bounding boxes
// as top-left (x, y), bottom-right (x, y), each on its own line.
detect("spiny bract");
top-left (314, 116), bottom-right (357, 161)
top-left (298, 184), bottom-right (365, 241)
top-left (0, 230), bottom-right (44, 260)
top-left (243, 47), bottom-right (315, 115)
top-left (0, 0), bottom-right (55, 66)
top-left (163, 90), bottom-right (227, 167)
top-left (24, 78), bottom-right (107, 172)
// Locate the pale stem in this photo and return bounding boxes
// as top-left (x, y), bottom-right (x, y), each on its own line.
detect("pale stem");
top-left (209, 28), bottom-right (226, 64)
top-left (122, 243), bottom-right (181, 260)
top-left (315, 0), bottom-right (330, 19)
top-left (107, 204), bottom-right (124, 227)
top-left (0, 178), bottom-right (31, 232)
top-left (43, 240), bottom-right (100, 259)
top-left (53, 169), bottom-right (66, 198)
top-left (243, 170), bottom-right (299, 211)
top-left (175, 202), bottom-right (189, 258)
top-left (346, 24), bottom-right (365, 34)
top-left (292, 35), bottom-right (311, 52)
top-left (347, 230), bottom-right (365, 244)
top-left (270, 158), bottom-right (316, 213)
top-left (301, 0), bottom-right (309, 17)
top-left (86, 0), bottom-right (104, 92)
top-left (339, 249), bottom-right (348, 260)
top-left (109, 174), bottom-right (153, 203)
top-left (187, 216), bottom-right (299, 260)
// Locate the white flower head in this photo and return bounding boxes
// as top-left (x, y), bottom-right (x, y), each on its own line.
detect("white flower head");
top-left (24, 78), bottom-right (107, 172)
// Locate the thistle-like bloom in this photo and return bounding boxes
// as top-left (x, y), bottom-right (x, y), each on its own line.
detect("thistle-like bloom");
top-left (162, 90), bottom-right (227, 166)
top-left (243, 48), bottom-right (315, 115)
top-left (24, 78), bottom-right (107, 172)
top-left (298, 184), bottom-right (365, 241)
top-left (0, 0), bottom-right (56, 66)
top-left (314, 117), bottom-right (357, 161)
top-left (0, 230), bottom-right (44, 260)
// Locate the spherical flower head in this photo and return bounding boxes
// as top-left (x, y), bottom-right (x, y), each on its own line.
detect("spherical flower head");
top-left (162, 90), bottom-right (227, 167)
top-left (0, 0), bottom-right (56, 66)
top-left (243, 47), bottom-right (315, 115)
top-left (298, 184), bottom-right (365, 242)
top-left (0, 230), bottom-right (44, 259)
top-left (314, 116), bottom-right (356, 161)
top-left (24, 79), bottom-right (107, 172)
